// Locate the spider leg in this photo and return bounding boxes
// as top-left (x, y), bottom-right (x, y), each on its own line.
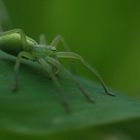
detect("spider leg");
top-left (12, 51), bottom-right (35, 91)
top-left (46, 56), bottom-right (94, 103)
top-left (55, 52), bottom-right (115, 96)
top-left (39, 34), bottom-right (60, 76)
top-left (39, 34), bottom-right (48, 45)
top-left (51, 35), bottom-right (70, 51)
top-left (51, 35), bottom-right (76, 74)
top-left (38, 58), bottom-right (70, 113)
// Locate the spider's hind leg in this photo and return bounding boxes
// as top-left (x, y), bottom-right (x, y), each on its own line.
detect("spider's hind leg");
top-left (12, 51), bottom-right (34, 91)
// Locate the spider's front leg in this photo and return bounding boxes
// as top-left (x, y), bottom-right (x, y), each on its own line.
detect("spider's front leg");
top-left (39, 34), bottom-right (48, 45)
top-left (51, 35), bottom-right (70, 51)
top-left (39, 34), bottom-right (70, 51)
top-left (46, 56), bottom-right (95, 103)
top-left (55, 52), bottom-right (115, 96)
top-left (39, 35), bottom-right (69, 75)
top-left (51, 35), bottom-right (76, 74)
top-left (38, 58), bottom-right (70, 113)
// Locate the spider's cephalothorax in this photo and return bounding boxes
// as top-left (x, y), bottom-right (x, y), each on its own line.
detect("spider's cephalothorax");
top-left (31, 44), bottom-right (57, 59)
top-left (0, 29), bottom-right (115, 113)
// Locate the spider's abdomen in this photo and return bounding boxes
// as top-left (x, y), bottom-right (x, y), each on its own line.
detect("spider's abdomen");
top-left (0, 33), bottom-right (37, 56)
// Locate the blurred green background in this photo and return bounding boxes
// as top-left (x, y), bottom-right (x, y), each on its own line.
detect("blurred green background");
top-left (2, 0), bottom-right (140, 97)
top-left (1, 0), bottom-right (140, 139)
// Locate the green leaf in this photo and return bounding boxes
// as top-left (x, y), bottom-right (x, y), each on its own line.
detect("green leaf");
top-left (0, 50), bottom-right (140, 138)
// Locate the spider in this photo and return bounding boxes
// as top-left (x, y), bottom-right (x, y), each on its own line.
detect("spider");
top-left (0, 29), bottom-right (115, 112)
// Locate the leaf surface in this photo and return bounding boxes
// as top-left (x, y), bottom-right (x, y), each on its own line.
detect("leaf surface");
top-left (0, 51), bottom-right (140, 137)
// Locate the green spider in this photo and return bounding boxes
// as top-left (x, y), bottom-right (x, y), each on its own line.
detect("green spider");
top-left (0, 29), bottom-right (115, 112)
